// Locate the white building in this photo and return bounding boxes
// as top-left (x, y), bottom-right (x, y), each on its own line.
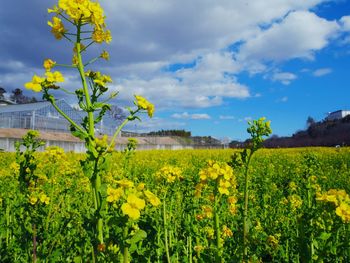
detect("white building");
top-left (326, 110), bottom-right (350, 121)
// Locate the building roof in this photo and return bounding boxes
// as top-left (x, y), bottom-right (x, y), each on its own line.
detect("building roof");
top-left (0, 128), bottom-right (183, 146)
top-left (0, 99), bottom-right (16, 105)
top-left (0, 100), bottom-right (55, 113)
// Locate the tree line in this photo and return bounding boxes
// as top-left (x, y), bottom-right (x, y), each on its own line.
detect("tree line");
top-left (0, 87), bottom-right (38, 104)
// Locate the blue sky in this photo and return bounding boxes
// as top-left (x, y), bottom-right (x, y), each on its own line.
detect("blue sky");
top-left (0, 0), bottom-right (350, 141)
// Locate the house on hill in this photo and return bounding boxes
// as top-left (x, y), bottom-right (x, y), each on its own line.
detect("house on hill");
top-left (326, 110), bottom-right (350, 121)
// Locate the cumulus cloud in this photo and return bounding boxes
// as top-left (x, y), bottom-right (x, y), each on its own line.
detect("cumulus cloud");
top-left (340, 16), bottom-right (350, 31)
top-left (124, 117), bottom-right (186, 133)
top-left (313, 68), bottom-right (332, 77)
top-left (0, 0), bottom-right (344, 114)
top-left (172, 112), bottom-right (211, 120)
top-left (271, 71), bottom-right (297, 85)
top-left (238, 11), bottom-right (340, 65)
top-left (219, 115), bottom-right (235, 120)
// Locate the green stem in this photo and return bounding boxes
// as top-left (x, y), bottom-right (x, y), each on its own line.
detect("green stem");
top-left (50, 98), bottom-right (86, 135)
top-left (33, 224), bottom-right (37, 263)
top-left (106, 115), bottom-right (136, 153)
top-left (55, 63), bottom-right (77, 68)
top-left (6, 201), bottom-right (10, 246)
top-left (123, 226), bottom-right (129, 263)
top-left (163, 194), bottom-right (171, 263)
top-left (242, 151), bottom-right (253, 262)
top-left (214, 193), bottom-right (222, 263)
top-left (84, 57), bottom-right (99, 67)
top-left (76, 22), bottom-right (94, 136)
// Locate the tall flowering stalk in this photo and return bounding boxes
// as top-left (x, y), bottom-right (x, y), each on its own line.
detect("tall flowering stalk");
top-left (24, 0), bottom-right (154, 259)
top-left (196, 160), bottom-right (237, 262)
top-left (229, 117), bottom-right (271, 261)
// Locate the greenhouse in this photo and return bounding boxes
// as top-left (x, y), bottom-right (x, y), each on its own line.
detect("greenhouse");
top-left (0, 99), bottom-right (116, 134)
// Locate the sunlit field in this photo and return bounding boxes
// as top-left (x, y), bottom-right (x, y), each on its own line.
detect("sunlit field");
top-left (1, 146), bottom-right (349, 262)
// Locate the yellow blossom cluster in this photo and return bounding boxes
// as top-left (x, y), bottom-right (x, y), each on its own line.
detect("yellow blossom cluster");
top-left (155, 165), bottom-right (183, 183)
top-left (25, 70), bottom-right (64, 93)
top-left (99, 50), bottom-right (110, 60)
top-left (85, 71), bottom-right (112, 91)
top-left (288, 194), bottom-right (303, 211)
top-left (316, 189), bottom-right (350, 223)
top-left (94, 135), bottom-right (114, 154)
top-left (29, 192), bottom-right (50, 205)
top-left (227, 196), bottom-right (238, 215)
top-left (134, 95), bottom-right (155, 118)
top-left (222, 225), bottom-right (233, 238)
top-left (267, 235), bottom-right (279, 249)
top-left (197, 160), bottom-right (237, 196)
top-left (48, 0), bottom-right (111, 44)
top-left (196, 205), bottom-right (213, 221)
top-left (107, 179), bottom-right (161, 220)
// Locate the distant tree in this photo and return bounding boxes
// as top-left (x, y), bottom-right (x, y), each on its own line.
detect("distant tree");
top-left (0, 86), bottom-right (6, 99)
top-left (147, 129), bottom-right (191, 137)
top-left (110, 105), bottom-right (127, 124)
top-left (10, 88), bottom-right (38, 104)
top-left (229, 140), bottom-right (242, 148)
top-left (306, 116), bottom-right (316, 128)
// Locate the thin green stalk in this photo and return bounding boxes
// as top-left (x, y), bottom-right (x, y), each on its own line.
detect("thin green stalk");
top-left (33, 224), bottom-right (37, 263)
top-left (123, 226), bottom-right (129, 263)
top-left (214, 193), bottom-right (222, 263)
top-left (106, 115), bottom-right (135, 153)
top-left (163, 194), bottom-right (171, 263)
top-left (76, 22), bottom-right (94, 136)
top-left (55, 63), bottom-right (77, 69)
top-left (6, 201), bottom-right (10, 246)
top-left (84, 57), bottom-right (99, 67)
top-left (50, 100), bottom-right (86, 135)
top-left (242, 151), bottom-right (253, 262)
top-left (189, 235), bottom-right (192, 263)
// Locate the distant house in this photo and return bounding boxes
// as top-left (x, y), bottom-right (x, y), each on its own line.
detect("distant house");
top-left (326, 110), bottom-right (350, 121)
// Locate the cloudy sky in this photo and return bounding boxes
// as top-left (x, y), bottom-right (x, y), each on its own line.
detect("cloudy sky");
top-left (1, 0), bottom-right (350, 140)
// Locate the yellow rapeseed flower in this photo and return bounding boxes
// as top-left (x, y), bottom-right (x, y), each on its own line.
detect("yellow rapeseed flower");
top-left (29, 195), bottom-right (38, 205)
top-left (43, 59), bottom-right (56, 71)
top-left (107, 187), bottom-right (124, 203)
top-left (134, 95), bottom-right (154, 118)
top-left (222, 225), bottom-right (233, 238)
top-left (45, 71), bottom-right (64, 83)
top-left (218, 179), bottom-right (231, 195)
top-left (100, 50), bottom-right (110, 60)
top-left (335, 202), bottom-right (350, 223)
top-left (117, 179), bottom-right (134, 188)
top-left (144, 190), bottom-right (161, 207)
top-left (39, 193), bottom-right (50, 205)
top-left (47, 17), bottom-right (66, 39)
top-left (25, 75), bottom-right (45, 92)
top-left (121, 194), bottom-right (146, 220)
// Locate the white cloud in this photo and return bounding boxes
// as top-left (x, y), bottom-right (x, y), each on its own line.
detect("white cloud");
top-left (313, 68), bottom-right (332, 77)
top-left (238, 11), bottom-right (340, 65)
top-left (125, 117), bottom-right (186, 133)
top-left (340, 16), bottom-right (350, 31)
top-left (277, 96), bottom-right (288, 103)
top-left (172, 112), bottom-right (211, 120)
top-left (192, 113), bottom-right (211, 120)
top-left (219, 115), bottom-right (235, 120)
top-left (271, 72), bottom-right (297, 85)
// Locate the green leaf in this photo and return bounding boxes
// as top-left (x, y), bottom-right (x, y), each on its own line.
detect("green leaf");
top-left (319, 232), bottom-right (331, 241)
top-left (126, 229), bottom-right (147, 245)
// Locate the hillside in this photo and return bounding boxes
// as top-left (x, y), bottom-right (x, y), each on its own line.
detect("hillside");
top-left (263, 116), bottom-right (350, 147)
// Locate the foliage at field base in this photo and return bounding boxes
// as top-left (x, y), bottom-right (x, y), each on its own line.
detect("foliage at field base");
top-left (1, 146), bottom-right (350, 262)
